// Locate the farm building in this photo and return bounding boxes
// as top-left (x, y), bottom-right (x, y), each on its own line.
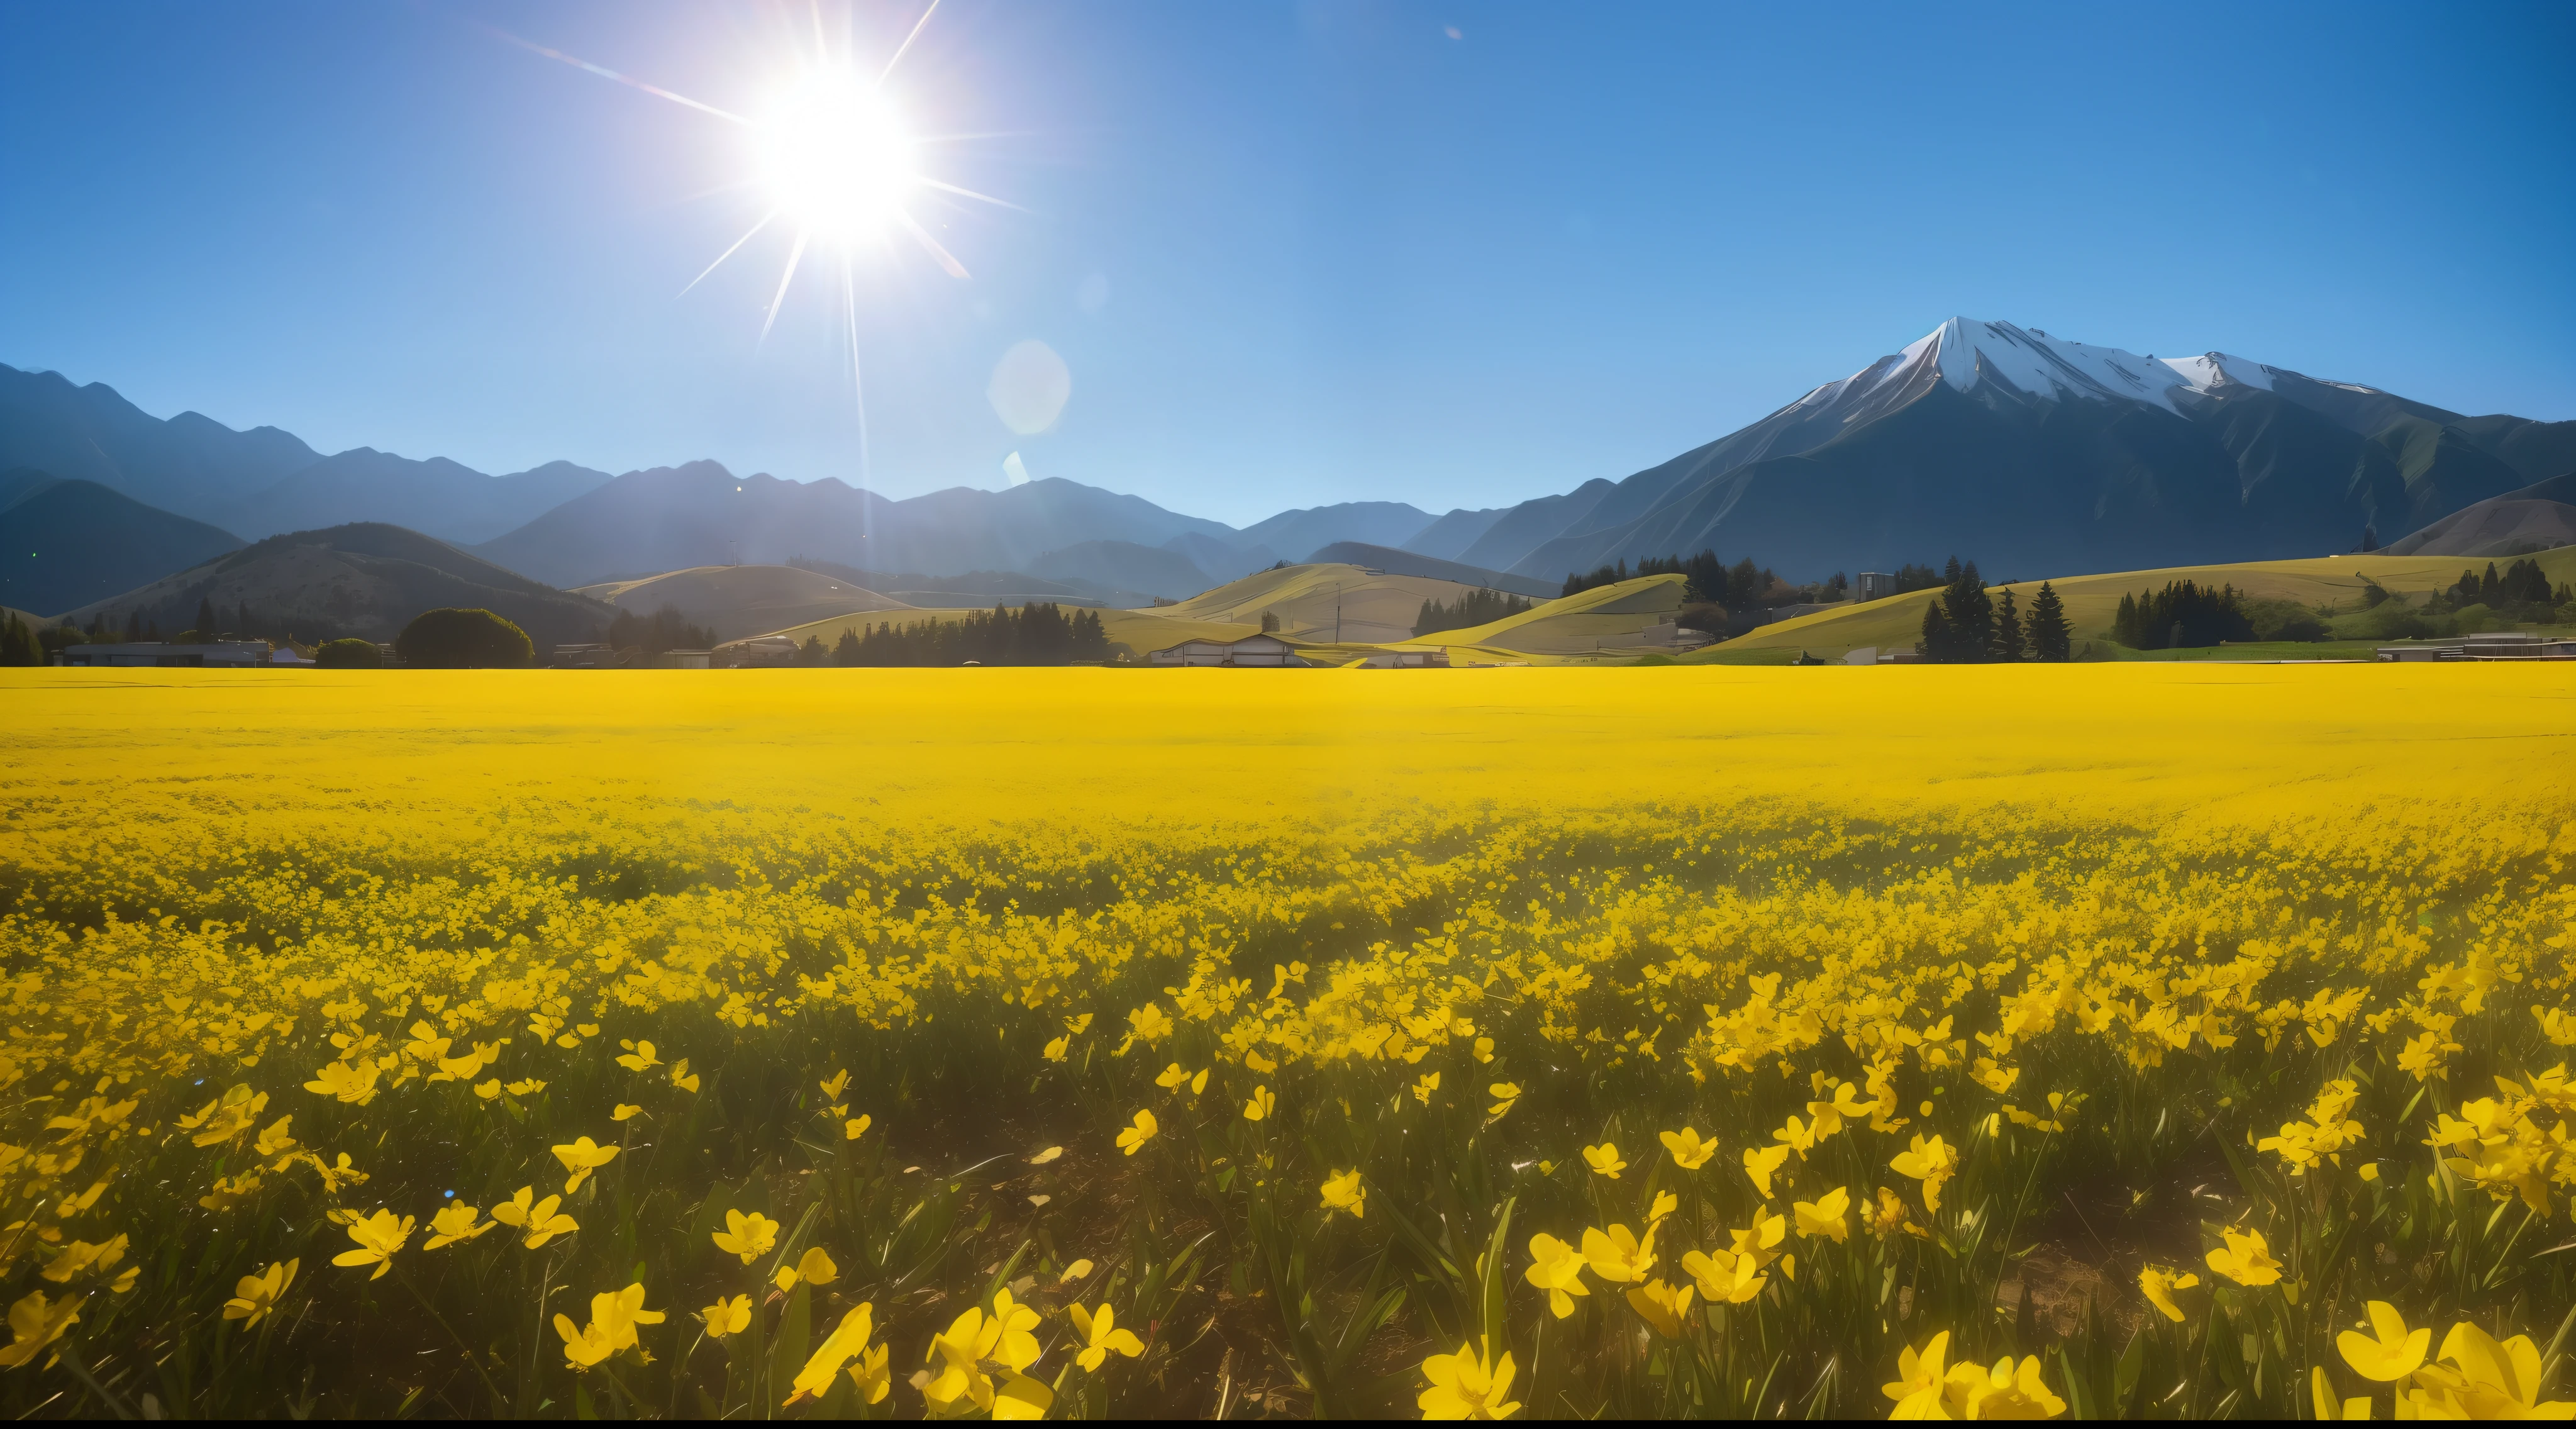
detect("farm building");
top-left (1148, 633), bottom-right (1310, 667)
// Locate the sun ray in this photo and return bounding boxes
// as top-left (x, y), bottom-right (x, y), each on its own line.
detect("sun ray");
top-left (893, 208), bottom-right (971, 279)
top-left (760, 228), bottom-right (812, 345)
top-left (915, 176), bottom-right (1030, 213)
top-left (878, 0), bottom-right (942, 85)
top-left (679, 209), bottom-right (780, 298)
top-left (478, 21), bottom-right (748, 125)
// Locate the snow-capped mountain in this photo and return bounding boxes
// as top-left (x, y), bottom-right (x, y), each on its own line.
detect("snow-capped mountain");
top-left (1436, 317), bottom-right (2575, 583)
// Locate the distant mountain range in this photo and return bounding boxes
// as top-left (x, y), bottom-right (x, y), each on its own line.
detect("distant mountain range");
top-left (8, 322), bottom-right (2569, 622)
top-left (0, 362), bottom-right (611, 545)
top-left (1443, 318), bottom-right (2575, 581)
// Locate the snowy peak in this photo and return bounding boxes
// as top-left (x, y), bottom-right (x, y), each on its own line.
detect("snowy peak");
top-left (1859, 318), bottom-right (2302, 414)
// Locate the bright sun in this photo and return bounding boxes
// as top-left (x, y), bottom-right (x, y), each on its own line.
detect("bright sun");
top-left (753, 72), bottom-right (918, 240)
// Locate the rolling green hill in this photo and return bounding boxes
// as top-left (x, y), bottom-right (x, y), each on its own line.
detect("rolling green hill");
top-left (575, 564), bottom-right (914, 642)
top-left (1710, 547), bottom-right (2576, 659)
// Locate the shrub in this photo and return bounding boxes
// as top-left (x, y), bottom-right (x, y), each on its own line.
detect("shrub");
top-left (394, 608), bottom-right (533, 669)
top-left (314, 637), bottom-right (384, 669)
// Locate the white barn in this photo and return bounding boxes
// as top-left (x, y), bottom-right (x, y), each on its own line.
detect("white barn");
top-left (1148, 633), bottom-right (1309, 667)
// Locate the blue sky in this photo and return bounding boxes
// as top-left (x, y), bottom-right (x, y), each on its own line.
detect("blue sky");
top-left (3, 1), bottom-right (2570, 528)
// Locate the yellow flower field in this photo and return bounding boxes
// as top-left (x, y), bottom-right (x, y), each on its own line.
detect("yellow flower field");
top-left (1, 665), bottom-right (2572, 1419)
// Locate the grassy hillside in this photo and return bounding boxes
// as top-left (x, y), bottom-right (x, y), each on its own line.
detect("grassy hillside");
top-left (1424, 572), bottom-right (1689, 654)
top-left (762, 603), bottom-right (1260, 660)
top-left (55, 521), bottom-right (616, 648)
top-left (575, 564), bottom-right (914, 642)
top-left (1711, 547), bottom-right (2576, 659)
top-left (1157, 562), bottom-right (1514, 644)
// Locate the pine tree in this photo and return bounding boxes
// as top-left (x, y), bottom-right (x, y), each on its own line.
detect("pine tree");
top-left (1916, 600), bottom-right (1952, 659)
top-left (2111, 592), bottom-right (2140, 648)
top-left (1926, 559), bottom-right (1993, 662)
top-left (832, 628), bottom-right (861, 666)
top-left (193, 595), bottom-right (218, 641)
top-left (2028, 582), bottom-right (2072, 662)
top-left (1989, 587), bottom-right (2025, 662)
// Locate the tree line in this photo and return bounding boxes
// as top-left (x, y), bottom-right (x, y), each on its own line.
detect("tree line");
top-left (826, 603), bottom-right (1110, 666)
top-left (1413, 588), bottom-right (1535, 637)
top-left (1916, 558), bottom-right (2074, 662)
top-left (2448, 558), bottom-right (2568, 615)
top-left (2109, 581), bottom-right (2257, 650)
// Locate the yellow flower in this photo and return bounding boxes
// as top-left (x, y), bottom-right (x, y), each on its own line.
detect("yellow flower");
top-left (219, 1259), bottom-right (297, 1328)
top-left (304, 1060), bottom-right (381, 1106)
top-left (1624, 1277), bottom-right (1696, 1338)
top-left (2337, 1301), bottom-right (2430, 1381)
top-left (1793, 1186), bottom-right (1850, 1243)
top-left (611, 1104), bottom-right (643, 1122)
top-left (491, 1186), bottom-right (579, 1248)
top-left (1414, 1071), bottom-right (1441, 1105)
top-left (669, 1058), bottom-right (699, 1093)
top-left (1244, 1085), bottom-right (1277, 1121)
top-left (701, 1294), bottom-right (752, 1338)
top-left (2409, 1320), bottom-right (2576, 1418)
top-left (472, 1079), bottom-right (502, 1101)
top-left (1889, 1133), bottom-right (1958, 1213)
top-left (1115, 1108), bottom-right (1159, 1155)
top-left (330, 1209), bottom-right (414, 1281)
top-left (1418, 1338), bottom-right (1521, 1420)
top-left (1582, 1142), bottom-right (1628, 1179)
top-left (587, 1281), bottom-right (663, 1354)
top-left (713, 1209), bottom-right (780, 1264)
top-left (1679, 1247), bottom-right (1766, 1304)
top-left (1060, 1258), bottom-right (1096, 1283)
top-left (252, 1115), bottom-right (297, 1159)
top-left (0, 1291), bottom-right (80, 1369)
top-left (614, 1040), bottom-right (662, 1072)
top-left (425, 1203), bottom-right (494, 1249)
top-left (1487, 1083), bottom-right (1522, 1116)
top-left (774, 1245), bottom-right (838, 1291)
top-left (1743, 1144), bottom-right (1791, 1199)
top-left (1524, 1233), bottom-right (1591, 1318)
top-left (2204, 1226), bottom-right (2281, 1287)
top-left (1156, 1062), bottom-right (1190, 1089)
top-left (1321, 1168), bottom-right (1367, 1218)
top-left (553, 1313), bottom-right (617, 1371)
top-left (1069, 1301), bottom-right (1145, 1371)
top-left (506, 1078), bottom-right (547, 1097)
top-left (819, 1069), bottom-right (852, 1101)
top-left (2312, 1366), bottom-right (2374, 1421)
top-left (1660, 1127), bottom-right (1717, 1170)
top-left (845, 1113), bottom-right (872, 1141)
top-left (1043, 1036), bottom-right (1070, 1062)
top-left (40, 1235), bottom-right (128, 1285)
top-left (1580, 1223), bottom-right (1655, 1283)
top-left (786, 1303), bottom-right (879, 1405)
top-left (1943, 1352), bottom-right (2068, 1419)
top-left (1881, 1330), bottom-right (1951, 1418)
top-left (551, 1137), bottom-right (619, 1193)
top-left (2137, 1267), bottom-right (2199, 1323)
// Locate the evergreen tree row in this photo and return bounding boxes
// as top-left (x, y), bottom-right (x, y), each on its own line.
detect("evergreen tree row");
top-left (1413, 589), bottom-right (1535, 637)
top-left (828, 603), bottom-right (1110, 666)
top-left (1563, 549), bottom-right (1853, 611)
top-left (2448, 558), bottom-right (2567, 612)
top-left (0, 611), bottom-right (42, 667)
top-left (1915, 557), bottom-right (2073, 662)
top-left (606, 604), bottom-right (718, 655)
top-left (2109, 581), bottom-right (2256, 650)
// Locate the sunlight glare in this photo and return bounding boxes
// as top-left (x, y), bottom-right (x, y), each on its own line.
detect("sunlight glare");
top-left (755, 72), bottom-right (916, 240)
